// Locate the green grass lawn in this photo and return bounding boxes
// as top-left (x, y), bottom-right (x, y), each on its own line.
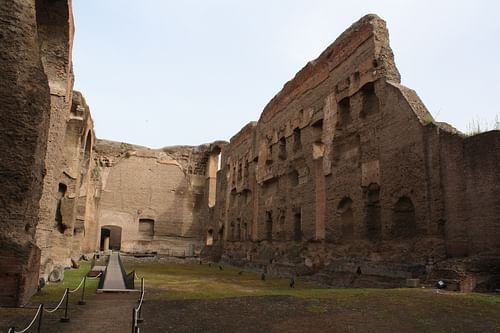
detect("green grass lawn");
top-left (122, 259), bottom-right (500, 332)
top-left (31, 262), bottom-right (100, 303)
top-left (123, 258), bottom-right (500, 306)
top-left (125, 259), bottom-right (340, 300)
top-left (2, 258), bottom-right (500, 333)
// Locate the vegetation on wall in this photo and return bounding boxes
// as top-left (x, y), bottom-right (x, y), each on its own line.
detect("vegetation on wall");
top-left (466, 115), bottom-right (500, 136)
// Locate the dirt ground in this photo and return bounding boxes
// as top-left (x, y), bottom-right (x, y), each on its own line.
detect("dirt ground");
top-left (2, 290), bottom-right (500, 333)
top-left (139, 292), bottom-right (500, 333)
top-left (2, 259), bottom-right (500, 333)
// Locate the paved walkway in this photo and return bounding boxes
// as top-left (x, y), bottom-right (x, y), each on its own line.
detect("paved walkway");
top-left (36, 293), bottom-right (137, 333)
top-left (101, 252), bottom-right (126, 290)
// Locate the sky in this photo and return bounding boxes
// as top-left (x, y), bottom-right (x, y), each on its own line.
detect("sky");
top-left (72, 0), bottom-right (500, 148)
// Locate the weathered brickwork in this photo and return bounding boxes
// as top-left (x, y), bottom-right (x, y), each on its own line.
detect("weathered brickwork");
top-left (34, 0), bottom-right (76, 278)
top-left (209, 15), bottom-right (500, 291)
top-left (93, 140), bottom-right (225, 256)
top-left (0, 0), bottom-right (102, 305)
top-left (1, 5), bottom-right (498, 307)
top-left (36, 90), bottom-right (98, 279)
top-left (1, 0), bottom-right (52, 306)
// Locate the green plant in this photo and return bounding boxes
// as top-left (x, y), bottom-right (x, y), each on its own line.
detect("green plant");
top-left (120, 142), bottom-right (133, 151)
top-left (421, 113), bottom-right (434, 125)
top-left (466, 115), bottom-right (500, 136)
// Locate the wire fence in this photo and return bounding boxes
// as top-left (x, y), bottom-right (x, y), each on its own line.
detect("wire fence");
top-left (7, 271), bottom-right (102, 333)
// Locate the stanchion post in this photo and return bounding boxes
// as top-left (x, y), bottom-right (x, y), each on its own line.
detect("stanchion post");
top-left (78, 276), bottom-right (87, 305)
top-left (131, 308), bottom-right (136, 333)
top-left (137, 277), bottom-right (144, 323)
top-left (8, 327), bottom-right (15, 333)
top-left (137, 303), bottom-right (144, 323)
top-left (37, 304), bottom-right (44, 333)
top-left (60, 288), bottom-right (70, 322)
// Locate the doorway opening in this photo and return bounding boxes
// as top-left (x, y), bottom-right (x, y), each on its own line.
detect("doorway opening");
top-left (100, 225), bottom-right (122, 251)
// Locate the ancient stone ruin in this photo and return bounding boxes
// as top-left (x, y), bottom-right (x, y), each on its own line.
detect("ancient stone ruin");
top-left (208, 15), bottom-right (500, 290)
top-left (0, 1), bottom-right (498, 306)
top-left (93, 139), bottom-right (224, 256)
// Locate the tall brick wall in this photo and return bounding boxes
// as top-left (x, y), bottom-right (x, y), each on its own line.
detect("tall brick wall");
top-left (461, 131), bottom-right (500, 254)
top-left (0, 0), bottom-right (51, 306)
top-left (35, 89), bottom-right (98, 278)
top-left (212, 14), bottom-right (500, 290)
top-left (34, 0), bottom-right (78, 277)
top-left (94, 140), bottom-right (223, 255)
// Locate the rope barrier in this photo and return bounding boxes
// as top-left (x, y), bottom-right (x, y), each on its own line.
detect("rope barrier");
top-left (8, 271), bottom-right (103, 332)
top-left (88, 272), bottom-right (102, 280)
top-left (132, 277), bottom-right (145, 333)
top-left (43, 289), bottom-right (68, 313)
top-left (8, 304), bottom-right (42, 333)
top-left (68, 276), bottom-right (85, 293)
top-left (137, 279), bottom-right (145, 312)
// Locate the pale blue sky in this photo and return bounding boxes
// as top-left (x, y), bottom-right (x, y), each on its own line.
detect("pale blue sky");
top-left (73, 1), bottom-right (500, 148)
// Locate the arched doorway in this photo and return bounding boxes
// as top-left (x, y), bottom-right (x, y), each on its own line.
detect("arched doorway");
top-left (100, 225), bottom-right (122, 251)
top-left (206, 229), bottom-right (214, 246)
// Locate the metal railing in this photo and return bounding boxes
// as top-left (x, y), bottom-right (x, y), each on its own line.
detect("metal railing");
top-left (7, 272), bottom-right (102, 333)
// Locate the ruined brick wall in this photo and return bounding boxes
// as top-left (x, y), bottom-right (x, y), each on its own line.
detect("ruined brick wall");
top-left (0, 0), bottom-right (100, 304)
top-left (35, 90), bottom-right (98, 279)
top-left (33, 0), bottom-right (79, 278)
top-left (0, 0), bottom-right (52, 306)
top-left (212, 123), bottom-right (257, 242)
top-left (440, 130), bottom-right (500, 257)
top-left (94, 140), bottom-right (223, 255)
top-left (212, 14), bottom-right (500, 290)
top-left (65, 92), bottom-right (99, 260)
top-left (461, 131), bottom-right (500, 254)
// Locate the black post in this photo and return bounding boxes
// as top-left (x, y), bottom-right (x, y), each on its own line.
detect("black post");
top-left (37, 304), bottom-right (44, 333)
top-left (60, 288), bottom-right (70, 322)
top-left (131, 308), bottom-right (136, 333)
top-left (8, 327), bottom-right (15, 333)
top-left (78, 276), bottom-right (87, 305)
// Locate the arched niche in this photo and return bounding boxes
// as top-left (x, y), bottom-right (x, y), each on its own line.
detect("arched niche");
top-left (338, 197), bottom-right (354, 240)
top-left (391, 196), bottom-right (416, 239)
top-left (206, 229), bottom-right (214, 246)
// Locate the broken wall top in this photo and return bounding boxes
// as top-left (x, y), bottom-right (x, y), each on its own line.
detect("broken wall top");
top-left (94, 138), bottom-right (226, 176)
top-left (259, 14), bottom-right (400, 124)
